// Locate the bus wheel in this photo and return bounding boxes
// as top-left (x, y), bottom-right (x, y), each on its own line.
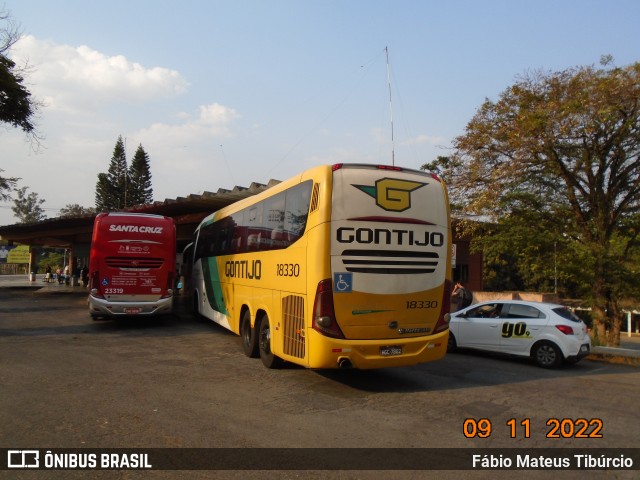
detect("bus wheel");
top-left (241, 310), bottom-right (259, 358)
top-left (258, 315), bottom-right (283, 369)
top-left (447, 332), bottom-right (457, 352)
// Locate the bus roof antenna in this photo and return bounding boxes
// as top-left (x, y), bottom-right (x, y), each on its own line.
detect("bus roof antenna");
top-left (385, 46), bottom-right (395, 166)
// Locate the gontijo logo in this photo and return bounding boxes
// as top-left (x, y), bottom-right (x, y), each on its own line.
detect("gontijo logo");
top-left (353, 178), bottom-right (427, 212)
top-left (109, 225), bottom-right (163, 234)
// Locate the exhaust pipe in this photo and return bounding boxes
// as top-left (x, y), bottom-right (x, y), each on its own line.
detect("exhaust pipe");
top-left (338, 357), bottom-right (353, 369)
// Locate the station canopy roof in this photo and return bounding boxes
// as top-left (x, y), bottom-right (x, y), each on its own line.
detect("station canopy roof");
top-left (0, 181), bottom-right (280, 248)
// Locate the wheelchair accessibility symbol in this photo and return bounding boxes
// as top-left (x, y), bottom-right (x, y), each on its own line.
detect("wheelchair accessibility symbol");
top-left (334, 273), bottom-right (353, 293)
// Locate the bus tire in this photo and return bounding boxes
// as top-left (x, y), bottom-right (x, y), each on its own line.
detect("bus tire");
top-left (447, 332), bottom-right (457, 352)
top-left (241, 310), bottom-right (259, 358)
top-left (258, 314), bottom-right (283, 369)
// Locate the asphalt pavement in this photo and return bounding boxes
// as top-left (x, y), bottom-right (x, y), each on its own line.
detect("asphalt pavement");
top-left (1, 274), bottom-right (639, 365)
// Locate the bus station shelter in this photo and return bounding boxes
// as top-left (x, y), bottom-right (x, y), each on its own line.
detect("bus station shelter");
top-left (0, 181), bottom-right (483, 290)
top-left (0, 182), bottom-right (279, 279)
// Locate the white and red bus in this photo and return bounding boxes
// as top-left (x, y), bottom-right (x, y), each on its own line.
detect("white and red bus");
top-left (88, 212), bottom-right (177, 319)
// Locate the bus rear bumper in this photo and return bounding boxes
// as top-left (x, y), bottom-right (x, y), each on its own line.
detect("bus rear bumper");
top-left (306, 329), bottom-right (449, 369)
top-left (88, 295), bottom-right (174, 318)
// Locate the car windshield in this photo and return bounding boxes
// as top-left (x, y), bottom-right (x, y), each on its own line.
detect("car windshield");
top-left (460, 303), bottom-right (502, 318)
top-left (552, 307), bottom-right (582, 323)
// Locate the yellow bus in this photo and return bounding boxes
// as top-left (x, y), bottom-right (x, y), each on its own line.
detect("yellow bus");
top-left (191, 163), bottom-right (452, 369)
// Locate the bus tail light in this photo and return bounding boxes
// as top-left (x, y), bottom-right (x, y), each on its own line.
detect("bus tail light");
top-left (433, 279), bottom-right (452, 334)
top-left (90, 271), bottom-right (104, 299)
top-left (162, 272), bottom-right (175, 298)
top-left (312, 279), bottom-right (345, 339)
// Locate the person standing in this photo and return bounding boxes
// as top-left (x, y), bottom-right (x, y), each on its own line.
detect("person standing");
top-left (81, 265), bottom-right (89, 287)
top-left (451, 282), bottom-right (473, 311)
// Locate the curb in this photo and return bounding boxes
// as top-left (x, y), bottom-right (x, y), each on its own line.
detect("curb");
top-left (1, 285), bottom-right (89, 295)
top-left (588, 347), bottom-right (640, 366)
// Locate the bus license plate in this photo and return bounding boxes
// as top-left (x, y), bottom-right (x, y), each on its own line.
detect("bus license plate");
top-left (124, 307), bottom-right (142, 314)
top-left (380, 346), bottom-right (402, 356)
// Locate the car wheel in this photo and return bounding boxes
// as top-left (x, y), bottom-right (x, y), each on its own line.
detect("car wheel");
top-left (241, 310), bottom-right (259, 358)
top-left (258, 314), bottom-right (283, 369)
top-left (447, 332), bottom-right (457, 352)
top-left (532, 341), bottom-right (563, 368)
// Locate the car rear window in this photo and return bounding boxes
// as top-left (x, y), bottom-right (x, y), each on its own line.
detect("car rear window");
top-left (552, 307), bottom-right (582, 323)
top-left (505, 304), bottom-right (544, 319)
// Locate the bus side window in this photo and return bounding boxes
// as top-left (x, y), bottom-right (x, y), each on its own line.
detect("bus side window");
top-left (264, 192), bottom-right (286, 248)
top-left (247, 205), bottom-right (263, 252)
top-left (230, 211), bottom-right (246, 254)
top-left (212, 225), bottom-right (222, 256)
top-left (285, 181), bottom-right (312, 242)
top-left (196, 225), bottom-right (214, 260)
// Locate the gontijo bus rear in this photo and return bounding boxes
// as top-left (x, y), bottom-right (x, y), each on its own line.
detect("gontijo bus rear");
top-left (88, 212), bottom-right (176, 318)
top-left (192, 163), bottom-right (452, 369)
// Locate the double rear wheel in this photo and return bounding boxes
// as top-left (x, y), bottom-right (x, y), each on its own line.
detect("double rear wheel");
top-left (240, 310), bottom-right (258, 358)
top-left (257, 314), bottom-right (283, 369)
top-left (240, 311), bottom-right (283, 368)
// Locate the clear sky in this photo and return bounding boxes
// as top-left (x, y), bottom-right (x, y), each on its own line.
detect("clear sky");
top-left (1, 0), bottom-right (639, 226)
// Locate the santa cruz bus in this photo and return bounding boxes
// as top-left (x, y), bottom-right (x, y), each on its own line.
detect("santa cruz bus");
top-left (192, 163), bottom-right (452, 369)
top-left (88, 212), bottom-right (176, 319)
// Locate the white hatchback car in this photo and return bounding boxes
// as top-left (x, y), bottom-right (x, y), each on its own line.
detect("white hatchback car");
top-left (447, 300), bottom-right (591, 368)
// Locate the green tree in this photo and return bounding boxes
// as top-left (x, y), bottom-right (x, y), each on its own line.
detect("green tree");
top-left (0, 9), bottom-right (38, 201)
top-left (95, 136), bottom-right (129, 211)
top-left (0, 168), bottom-right (18, 201)
top-left (57, 203), bottom-right (95, 218)
top-left (0, 52), bottom-right (34, 133)
top-left (0, 10), bottom-right (36, 134)
top-left (12, 186), bottom-right (46, 223)
top-left (422, 156), bottom-right (463, 212)
top-left (95, 173), bottom-right (113, 212)
top-left (128, 144), bottom-right (153, 206)
top-left (107, 135), bottom-right (128, 208)
top-left (443, 59), bottom-right (640, 347)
